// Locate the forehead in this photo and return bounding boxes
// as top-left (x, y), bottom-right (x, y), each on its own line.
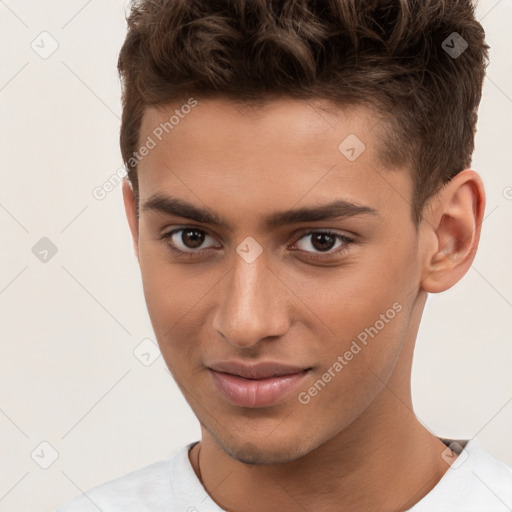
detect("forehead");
top-left (140, 97), bottom-right (377, 159)
top-left (136, 97), bottom-right (412, 224)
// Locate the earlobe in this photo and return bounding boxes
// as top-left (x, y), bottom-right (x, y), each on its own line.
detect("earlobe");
top-left (420, 170), bottom-right (485, 293)
top-left (122, 177), bottom-right (140, 262)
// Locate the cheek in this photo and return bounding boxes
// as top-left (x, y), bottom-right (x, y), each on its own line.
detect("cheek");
top-left (296, 299), bottom-right (409, 429)
top-left (286, 242), bottom-right (415, 394)
top-left (285, 251), bottom-right (413, 340)
top-left (140, 264), bottom-right (205, 380)
top-left (138, 234), bottom-right (198, 326)
top-left (137, 237), bottom-right (223, 367)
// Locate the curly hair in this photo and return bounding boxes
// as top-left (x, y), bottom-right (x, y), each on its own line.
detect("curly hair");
top-left (117, 0), bottom-right (489, 223)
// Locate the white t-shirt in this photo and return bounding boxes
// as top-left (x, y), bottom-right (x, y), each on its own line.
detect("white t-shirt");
top-left (55, 438), bottom-right (512, 511)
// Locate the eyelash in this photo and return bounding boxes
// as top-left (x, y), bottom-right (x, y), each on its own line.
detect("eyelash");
top-left (158, 227), bottom-right (355, 261)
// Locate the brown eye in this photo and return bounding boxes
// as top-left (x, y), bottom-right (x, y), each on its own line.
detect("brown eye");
top-left (310, 233), bottom-right (337, 252)
top-left (181, 229), bottom-right (205, 249)
top-left (160, 228), bottom-right (220, 254)
top-left (293, 231), bottom-right (353, 256)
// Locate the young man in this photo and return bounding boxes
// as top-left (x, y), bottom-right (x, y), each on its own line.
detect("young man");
top-left (57, 0), bottom-right (512, 511)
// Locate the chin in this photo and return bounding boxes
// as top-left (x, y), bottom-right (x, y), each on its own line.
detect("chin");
top-left (213, 430), bottom-right (319, 466)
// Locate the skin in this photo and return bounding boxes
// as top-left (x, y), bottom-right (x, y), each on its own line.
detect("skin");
top-left (122, 97), bottom-right (485, 512)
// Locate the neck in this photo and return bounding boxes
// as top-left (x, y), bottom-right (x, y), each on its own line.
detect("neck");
top-left (190, 389), bottom-right (450, 512)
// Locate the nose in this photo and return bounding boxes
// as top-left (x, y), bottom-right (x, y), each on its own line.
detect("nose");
top-left (212, 250), bottom-right (290, 349)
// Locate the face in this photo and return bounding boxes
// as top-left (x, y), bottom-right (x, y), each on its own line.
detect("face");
top-left (128, 98), bottom-right (426, 464)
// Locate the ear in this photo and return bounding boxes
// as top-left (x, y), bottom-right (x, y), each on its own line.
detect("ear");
top-left (420, 169), bottom-right (485, 293)
top-left (122, 177), bottom-right (139, 263)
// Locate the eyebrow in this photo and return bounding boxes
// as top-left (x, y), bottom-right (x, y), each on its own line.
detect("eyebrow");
top-left (141, 194), bottom-right (379, 230)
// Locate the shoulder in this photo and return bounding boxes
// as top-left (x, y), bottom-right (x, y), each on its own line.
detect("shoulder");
top-left (410, 438), bottom-right (512, 511)
top-left (465, 439), bottom-right (512, 502)
top-left (54, 445), bottom-right (192, 512)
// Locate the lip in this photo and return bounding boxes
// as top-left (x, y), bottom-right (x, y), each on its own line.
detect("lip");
top-left (208, 361), bottom-right (310, 379)
top-left (207, 361), bottom-right (311, 408)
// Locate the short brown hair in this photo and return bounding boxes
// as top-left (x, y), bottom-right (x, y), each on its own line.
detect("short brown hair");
top-left (117, 0), bottom-right (489, 223)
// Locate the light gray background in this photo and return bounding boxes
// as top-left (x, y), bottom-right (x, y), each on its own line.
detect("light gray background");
top-left (0, 1), bottom-right (511, 511)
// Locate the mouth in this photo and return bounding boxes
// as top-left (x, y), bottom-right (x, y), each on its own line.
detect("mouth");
top-left (208, 364), bottom-right (312, 408)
